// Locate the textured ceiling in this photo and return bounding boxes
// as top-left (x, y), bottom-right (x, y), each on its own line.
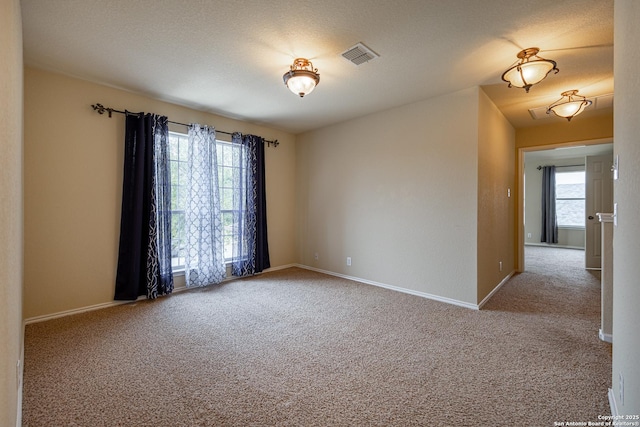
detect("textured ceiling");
top-left (21, 0), bottom-right (614, 134)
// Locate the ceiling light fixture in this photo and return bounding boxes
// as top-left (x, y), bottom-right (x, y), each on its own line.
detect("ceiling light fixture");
top-left (546, 90), bottom-right (592, 121)
top-left (283, 58), bottom-right (320, 98)
top-left (501, 47), bottom-right (559, 92)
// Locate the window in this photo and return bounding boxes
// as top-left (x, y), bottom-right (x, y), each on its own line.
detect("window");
top-left (168, 132), bottom-right (189, 269)
top-left (555, 170), bottom-right (585, 228)
top-left (217, 141), bottom-right (245, 261)
top-left (168, 132), bottom-right (245, 269)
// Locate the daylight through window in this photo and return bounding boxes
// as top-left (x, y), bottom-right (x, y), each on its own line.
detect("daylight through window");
top-left (168, 132), bottom-right (244, 269)
top-left (168, 132), bottom-right (188, 269)
top-left (555, 170), bottom-right (585, 228)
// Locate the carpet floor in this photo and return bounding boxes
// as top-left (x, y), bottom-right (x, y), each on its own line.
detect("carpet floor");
top-left (22, 247), bottom-right (611, 426)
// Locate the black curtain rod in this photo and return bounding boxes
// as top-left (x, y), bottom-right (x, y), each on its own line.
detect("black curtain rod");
top-left (536, 164), bottom-right (584, 170)
top-left (91, 103), bottom-right (279, 147)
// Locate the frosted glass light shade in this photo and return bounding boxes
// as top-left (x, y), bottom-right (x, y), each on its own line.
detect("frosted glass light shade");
top-left (547, 90), bottom-right (592, 121)
top-left (285, 73), bottom-right (317, 97)
top-left (501, 48), bottom-right (558, 92)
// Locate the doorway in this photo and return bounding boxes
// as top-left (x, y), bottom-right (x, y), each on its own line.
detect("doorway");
top-left (517, 140), bottom-right (613, 273)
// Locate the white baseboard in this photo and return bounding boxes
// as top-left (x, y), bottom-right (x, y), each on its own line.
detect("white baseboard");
top-left (295, 264), bottom-right (479, 310)
top-left (23, 262), bottom-right (503, 324)
top-left (478, 270), bottom-right (516, 309)
top-left (608, 388), bottom-right (619, 418)
top-left (599, 329), bottom-right (613, 343)
top-left (264, 263), bottom-right (297, 273)
top-left (24, 264), bottom-right (299, 325)
top-left (24, 299), bottom-right (141, 325)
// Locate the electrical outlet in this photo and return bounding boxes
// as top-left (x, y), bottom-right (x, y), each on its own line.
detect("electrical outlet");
top-left (499, 261), bottom-right (503, 272)
top-left (527, 233), bottom-right (532, 239)
top-left (314, 252), bottom-right (319, 260)
top-left (507, 188), bottom-right (511, 198)
top-left (346, 257), bottom-right (352, 266)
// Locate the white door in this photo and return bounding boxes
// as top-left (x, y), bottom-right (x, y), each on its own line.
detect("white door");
top-left (585, 155), bottom-right (614, 269)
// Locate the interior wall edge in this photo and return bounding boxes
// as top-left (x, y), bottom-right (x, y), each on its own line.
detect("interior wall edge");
top-left (295, 264), bottom-right (480, 311)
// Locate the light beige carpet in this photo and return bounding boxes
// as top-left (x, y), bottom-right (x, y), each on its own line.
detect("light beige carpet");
top-left (22, 247), bottom-right (611, 426)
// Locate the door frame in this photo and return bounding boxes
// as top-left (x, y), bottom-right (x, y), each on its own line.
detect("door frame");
top-left (516, 137), bottom-right (613, 272)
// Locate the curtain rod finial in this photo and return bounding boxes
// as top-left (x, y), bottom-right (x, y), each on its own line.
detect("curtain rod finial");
top-left (92, 103), bottom-right (113, 117)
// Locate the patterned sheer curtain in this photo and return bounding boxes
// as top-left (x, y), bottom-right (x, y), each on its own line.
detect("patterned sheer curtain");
top-left (231, 133), bottom-right (270, 276)
top-left (115, 113), bottom-right (173, 300)
top-left (540, 165), bottom-right (558, 243)
top-left (184, 124), bottom-right (226, 287)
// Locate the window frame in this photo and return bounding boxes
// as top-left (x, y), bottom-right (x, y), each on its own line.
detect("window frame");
top-left (168, 131), bottom-right (247, 272)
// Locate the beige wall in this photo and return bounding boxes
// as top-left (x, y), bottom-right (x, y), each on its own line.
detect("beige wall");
top-left (296, 88), bottom-right (480, 305)
top-left (477, 89), bottom-right (515, 302)
top-left (612, 0), bottom-right (640, 415)
top-left (516, 114), bottom-right (614, 150)
top-left (23, 67), bottom-right (297, 319)
top-left (524, 160), bottom-right (587, 249)
top-left (0, 0), bottom-right (23, 425)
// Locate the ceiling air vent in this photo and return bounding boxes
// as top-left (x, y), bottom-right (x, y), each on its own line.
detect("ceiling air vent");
top-left (341, 42), bottom-right (379, 66)
top-left (593, 93), bottom-right (613, 109)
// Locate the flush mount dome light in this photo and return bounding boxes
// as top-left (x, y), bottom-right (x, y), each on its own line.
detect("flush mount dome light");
top-left (501, 47), bottom-right (559, 92)
top-left (546, 90), bottom-right (593, 121)
top-left (283, 58), bottom-right (320, 97)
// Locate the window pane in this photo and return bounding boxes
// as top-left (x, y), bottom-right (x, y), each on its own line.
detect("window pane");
top-left (557, 182), bottom-right (585, 199)
top-left (555, 171), bottom-right (585, 227)
top-left (221, 188), bottom-right (234, 211)
top-left (556, 171), bottom-right (585, 198)
top-left (222, 144), bottom-right (233, 165)
top-left (222, 212), bottom-right (233, 234)
top-left (223, 235), bottom-right (233, 260)
top-left (170, 185), bottom-right (180, 210)
top-left (219, 166), bottom-right (232, 188)
top-left (171, 212), bottom-right (186, 268)
top-left (178, 135), bottom-right (188, 161)
top-left (169, 135), bottom-right (180, 159)
top-left (557, 199), bottom-right (585, 227)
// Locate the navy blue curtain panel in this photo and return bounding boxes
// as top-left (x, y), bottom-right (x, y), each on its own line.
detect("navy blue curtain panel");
top-left (254, 135), bottom-right (271, 273)
top-left (231, 134), bottom-right (270, 276)
top-left (540, 165), bottom-right (558, 244)
top-left (114, 113), bottom-right (173, 300)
